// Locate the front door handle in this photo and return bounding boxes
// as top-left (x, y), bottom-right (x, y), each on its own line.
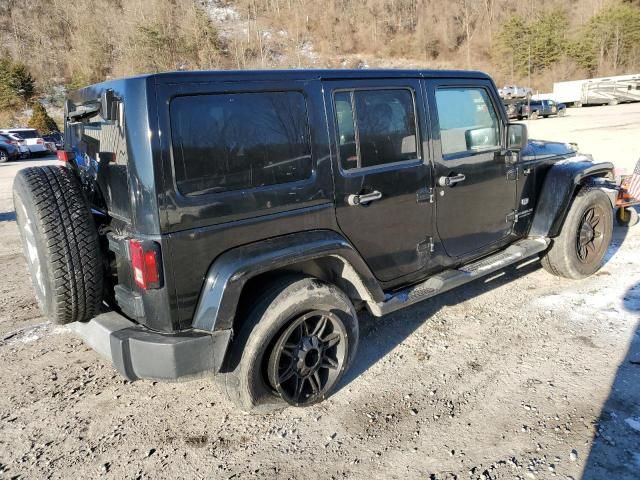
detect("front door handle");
top-left (438, 173), bottom-right (466, 187)
top-left (347, 190), bottom-right (382, 206)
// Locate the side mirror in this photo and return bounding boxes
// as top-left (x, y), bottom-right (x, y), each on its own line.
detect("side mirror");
top-left (507, 123), bottom-right (528, 150)
top-left (465, 127), bottom-right (498, 151)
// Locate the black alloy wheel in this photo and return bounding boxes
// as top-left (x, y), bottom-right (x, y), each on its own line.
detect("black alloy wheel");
top-left (268, 310), bottom-right (348, 407)
top-left (576, 205), bottom-right (607, 263)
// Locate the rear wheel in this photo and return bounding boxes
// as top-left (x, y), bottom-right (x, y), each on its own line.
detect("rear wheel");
top-left (13, 166), bottom-right (103, 324)
top-left (221, 275), bottom-right (359, 411)
top-left (541, 188), bottom-right (613, 279)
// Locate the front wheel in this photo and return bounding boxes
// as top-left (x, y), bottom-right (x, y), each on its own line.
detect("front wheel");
top-left (221, 275), bottom-right (359, 411)
top-left (540, 188), bottom-right (613, 279)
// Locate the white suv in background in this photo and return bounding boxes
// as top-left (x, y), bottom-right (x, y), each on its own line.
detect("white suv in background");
top-left (0, 128), bottom-right (47, 155)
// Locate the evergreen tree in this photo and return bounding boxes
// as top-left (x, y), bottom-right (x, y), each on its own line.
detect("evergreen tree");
top-left (570, 2), bottom-right (640, 74)
top-left (1, 58), bottom-right (34, 109)
top-left (27, 102), bottom-right (59, 134)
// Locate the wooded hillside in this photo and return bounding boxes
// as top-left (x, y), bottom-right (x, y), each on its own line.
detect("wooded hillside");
top-left (0, 0), bottom-right (639, 123)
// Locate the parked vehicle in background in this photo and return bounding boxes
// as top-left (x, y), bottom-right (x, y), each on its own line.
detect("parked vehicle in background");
top-left (498, 85), bottom-right (532, 99)
top-left (3, 133), bottom-right (30, 158)
top-left (502, 98), bottom-right (525, 120)
top-left (13, 69), bottom-right (617, 412)
top-left (42, 132), bottom-right (64, 150)
top-left (550, 73), bottom-right (640, 106)
top-left (0, 134), bottom-right (20, 162)
top-left (0, 128), bottom-right (47, 155)
top-left (520, 99), bottom-right (567, 119)
top-left (580, 78), bottom-right (640, 106)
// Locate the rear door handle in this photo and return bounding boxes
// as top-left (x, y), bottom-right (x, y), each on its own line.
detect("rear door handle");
top-left (438, 173), bottom-right (466, 187)
top-left (347, 190), bottom-right (382, 206)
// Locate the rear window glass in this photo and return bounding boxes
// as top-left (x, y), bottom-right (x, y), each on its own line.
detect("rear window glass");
top-left (170, 91), bottom-right (312, 196)
top-left (9, 129), bottom-right (39, 139)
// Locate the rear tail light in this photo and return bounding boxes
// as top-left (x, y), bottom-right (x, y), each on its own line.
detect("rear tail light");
top-left (129, 239), bottom-right (162, 290)
top-left (57, 150), bottom-right (75, 162)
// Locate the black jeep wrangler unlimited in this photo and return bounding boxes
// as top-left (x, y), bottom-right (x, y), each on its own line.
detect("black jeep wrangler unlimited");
top-left (13, 69), bottom-right (617, 411)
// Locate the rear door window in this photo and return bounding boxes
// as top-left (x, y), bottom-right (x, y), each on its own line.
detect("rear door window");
top-left (334, 89), bottom-right (418, 170)
top-left (170, 91), bottom-right (312, 196)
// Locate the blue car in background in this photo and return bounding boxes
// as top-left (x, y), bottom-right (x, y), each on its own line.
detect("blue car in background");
top-left (0, 133), bottom-right (20, 163)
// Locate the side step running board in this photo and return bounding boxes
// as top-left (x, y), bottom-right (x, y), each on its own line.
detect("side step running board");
top-left (368, 238), bottom-right (549, 317)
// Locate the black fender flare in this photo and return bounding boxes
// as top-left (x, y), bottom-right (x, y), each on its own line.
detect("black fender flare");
top-left (529, 159), bottom-right (616, 238)
top-left (191, 230), bottom-right (384, 333)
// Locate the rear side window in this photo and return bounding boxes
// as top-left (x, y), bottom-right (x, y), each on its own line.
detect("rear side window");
top-left (435, 88), bottom-right (500, 156)
top-left (170, 91), bottom-right (312, 196)
top-left (334, 89), bottom-right (418, 170)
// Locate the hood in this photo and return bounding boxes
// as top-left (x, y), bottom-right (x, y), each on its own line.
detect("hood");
top-left (521, 139), bottom-right (577, 162)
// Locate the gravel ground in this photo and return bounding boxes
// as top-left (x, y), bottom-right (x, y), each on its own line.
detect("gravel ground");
top-left (523, 103), bottom-right (640, 173)
top-left (1, 106), bottom-right (639, 480)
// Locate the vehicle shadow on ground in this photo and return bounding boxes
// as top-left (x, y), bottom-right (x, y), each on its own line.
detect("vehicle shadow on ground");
top-left (339, 258), bottom-right (543, 390)
top-left (581, 282), bottom-right (640, 480)
top-left (0, 211), bottom-right (16, 222)
top-left (338, 224), bottom-right (635, 394)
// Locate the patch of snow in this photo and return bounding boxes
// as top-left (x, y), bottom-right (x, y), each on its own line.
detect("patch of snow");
top-left (1, 322), bottom-right (67, 345)
top-left (200, 0), bottom-right (239, 23)
top-left (624, 417), bottom-right (640, 433)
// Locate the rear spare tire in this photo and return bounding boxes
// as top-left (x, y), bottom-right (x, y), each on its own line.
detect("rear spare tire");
top-left (13, 166), bottom-right (103, 324)
top-left (540, 188), bottom-right (613, 279)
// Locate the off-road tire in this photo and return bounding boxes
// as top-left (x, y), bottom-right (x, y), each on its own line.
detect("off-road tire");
top-left (13, 166), bottom-right (103, 324)
top-left (540, 188), bottom-right (613, 279)
top-left (221, 275), bottom-right (359, 412)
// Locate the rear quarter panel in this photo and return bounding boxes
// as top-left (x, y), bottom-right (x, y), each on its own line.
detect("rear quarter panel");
top-left (154, 78), bottom-right (338, 328)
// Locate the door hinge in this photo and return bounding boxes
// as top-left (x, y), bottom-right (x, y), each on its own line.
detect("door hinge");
top-left (417, 187), bottom-right (434, 204)
top-left (417, 236), bottom-right (435, 254)
top-left (506, 209), bottom-right (518, 223)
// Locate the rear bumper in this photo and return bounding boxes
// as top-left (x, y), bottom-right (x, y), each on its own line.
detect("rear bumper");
top-left (27, 144), bottom-right (47, 153)
top-left (68, 311), bottom-right (231, 381)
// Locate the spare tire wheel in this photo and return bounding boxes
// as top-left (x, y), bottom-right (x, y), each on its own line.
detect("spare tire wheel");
top-left (13, 166), bottom-right (103, 324)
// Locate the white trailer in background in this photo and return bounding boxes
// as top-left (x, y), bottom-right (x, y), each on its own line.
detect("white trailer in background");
top-left (549, 74), bottom-right (640, 106)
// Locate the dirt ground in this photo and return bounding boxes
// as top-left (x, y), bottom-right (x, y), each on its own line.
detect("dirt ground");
top-left (1, 105), bottom-right (639, 480)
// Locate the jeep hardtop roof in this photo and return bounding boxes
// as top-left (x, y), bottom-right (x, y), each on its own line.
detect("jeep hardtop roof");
top-left (70, 68), bottom-right (492, 96)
